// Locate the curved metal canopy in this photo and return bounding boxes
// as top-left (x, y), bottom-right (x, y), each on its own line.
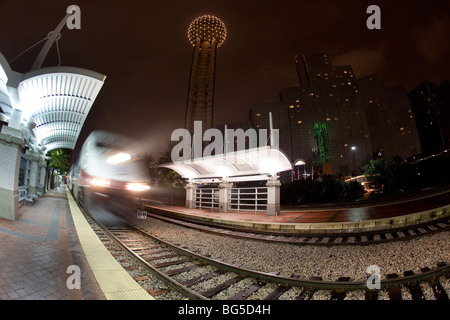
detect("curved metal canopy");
top-left (17, 66), bottom-right (105, 152)
top-left (161, 146), bottom-right (292, 182)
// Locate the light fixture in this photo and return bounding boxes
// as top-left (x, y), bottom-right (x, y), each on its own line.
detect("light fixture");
top-left (125, 183), bottom-right (150, 192)
top-left (90, 178), bottom-right (110, 187)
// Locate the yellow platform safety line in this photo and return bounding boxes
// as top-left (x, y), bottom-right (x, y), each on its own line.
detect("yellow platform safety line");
top-left (66, 188), bottom-right (154, 300)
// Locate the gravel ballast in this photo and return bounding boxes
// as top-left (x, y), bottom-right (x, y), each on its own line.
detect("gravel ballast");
top-left (138, 217), bottom-right (449, 282)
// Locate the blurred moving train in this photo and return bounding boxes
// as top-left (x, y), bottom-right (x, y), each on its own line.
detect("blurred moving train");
top-left (68, 130), bottom-right (151, 214)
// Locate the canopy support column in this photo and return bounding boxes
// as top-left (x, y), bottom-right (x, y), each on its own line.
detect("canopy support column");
top-left (266, 175), bottom-right (281, 216)
top-left (185, 181), bottom-right (196, 209)
top-left (219, 180), bottom-right (232, 212)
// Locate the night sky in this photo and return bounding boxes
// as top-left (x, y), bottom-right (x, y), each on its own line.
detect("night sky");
top-left (1, 0), bottom-right (449, 158)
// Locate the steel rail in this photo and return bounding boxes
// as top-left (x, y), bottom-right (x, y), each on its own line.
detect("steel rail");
top-left (144, 208), bottom-right (450, 246)
top-left (83, 204), bottom-right (450, 299)
top-left (129, 222), bottom-right (450, 292)
top-left (80, 207), bottom-right (208, 300)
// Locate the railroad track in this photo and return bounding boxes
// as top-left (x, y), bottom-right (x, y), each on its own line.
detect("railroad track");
top-left (143, 208), bottom-right (450, 246)
top-left (86, 211), bottom-right (450, 301)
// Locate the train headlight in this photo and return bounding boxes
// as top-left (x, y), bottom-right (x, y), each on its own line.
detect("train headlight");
top-left (107, 153), bottom-right (131, 164)
top-left (125, 183), bottom-right (150, 192)
top-left (90, 178), bottom-right (110, 187)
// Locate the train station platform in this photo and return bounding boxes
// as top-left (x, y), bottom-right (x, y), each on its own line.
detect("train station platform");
top-left (0, 186), bottom-right (152, 300)
top-left (145, 187), bottom-right (450, 234)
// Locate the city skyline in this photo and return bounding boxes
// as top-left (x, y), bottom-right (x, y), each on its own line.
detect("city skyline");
top-left (0, 0), bottom-right (448, 158)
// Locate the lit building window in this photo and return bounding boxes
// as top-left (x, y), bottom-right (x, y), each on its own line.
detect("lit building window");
top-left (298, 120), bottom-right (302, 124)
top-left (400, 127), bottom-right (404, 131)
top-left (289, 105), bottom-right (294, 109)
top-left (256, 113), bottom-right (261, 117)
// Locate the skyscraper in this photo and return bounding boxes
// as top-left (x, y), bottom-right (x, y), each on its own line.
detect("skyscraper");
top-left (250, 53), bottom-right (421, 177)
top-left (408, 80), bottom-right (450, 154)
top-left (185, 15), bottom-right (227, 134)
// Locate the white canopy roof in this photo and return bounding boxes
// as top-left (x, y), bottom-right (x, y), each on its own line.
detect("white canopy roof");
top-left (17, 66), bottom-right (105, 152)
top-left (161, 146), bottom-right (292, 182)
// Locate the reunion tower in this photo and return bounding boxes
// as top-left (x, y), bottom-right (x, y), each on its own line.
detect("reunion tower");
top-left (185, 15), bottom-right (227, 134)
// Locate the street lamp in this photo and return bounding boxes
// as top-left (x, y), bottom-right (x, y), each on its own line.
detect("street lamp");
top-left (351, 146), bottom-right (357, 176)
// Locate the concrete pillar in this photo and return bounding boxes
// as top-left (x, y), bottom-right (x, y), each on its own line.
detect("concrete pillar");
top-left (8, 108), bottom-right (23, 129)
top-left (38, 161), bottom-right (46, 194)
top-left (185, 182), bottom-right (196, 209)
top-left (0, 126), bottom-right (25, 220)
top-left (219, 180), bottom-right (232, 212)
top-left (26, 150), bottom-right (40, 195)
top-left (266, 175), bottom-right (281, 216)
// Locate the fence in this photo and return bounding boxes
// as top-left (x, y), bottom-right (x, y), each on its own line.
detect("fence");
top-left (229, 187), bottom-right (268, 213)
top-left (193, 188), bottom-right (219, 210)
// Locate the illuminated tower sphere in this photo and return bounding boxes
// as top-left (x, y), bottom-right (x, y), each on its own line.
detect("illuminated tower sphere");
top-left (185, 15), bottom-right (227, 134)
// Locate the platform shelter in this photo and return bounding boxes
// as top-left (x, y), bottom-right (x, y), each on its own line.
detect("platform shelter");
top-left (161, 146), bottom-right (292, 215)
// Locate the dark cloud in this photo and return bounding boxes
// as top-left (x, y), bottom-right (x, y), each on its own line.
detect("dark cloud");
top-left (333, 42), bottom-right (386, 78)
top-left (416, 9), bottom-right (450, 64)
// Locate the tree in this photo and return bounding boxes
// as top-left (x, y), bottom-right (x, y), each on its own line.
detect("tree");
top-left (155, 142), bottom-right (184, 188)
top-left (140, 142), bottom-right (184, 188)
top-left (140, 153), bottom-right (158, 183)
top-left (363, 158), bottom-right (386, 190)
top-left (345, 180), bottom-right (365, 200)
top-left (47, 148), bottom-right (71, 189)
top-left (363, 156), bottom-right (406, 195)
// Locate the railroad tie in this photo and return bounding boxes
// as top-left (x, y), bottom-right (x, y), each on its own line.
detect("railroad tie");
top-left (264, 285), bottom-right (289, 300)
top-left (227, 283), bottom-right (263, 300)
top-left (201, 276), bottom-right (243, 298)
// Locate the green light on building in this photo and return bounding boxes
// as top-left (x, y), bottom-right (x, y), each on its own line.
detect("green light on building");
top-left (314, 122), bottom-right (331, 165)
